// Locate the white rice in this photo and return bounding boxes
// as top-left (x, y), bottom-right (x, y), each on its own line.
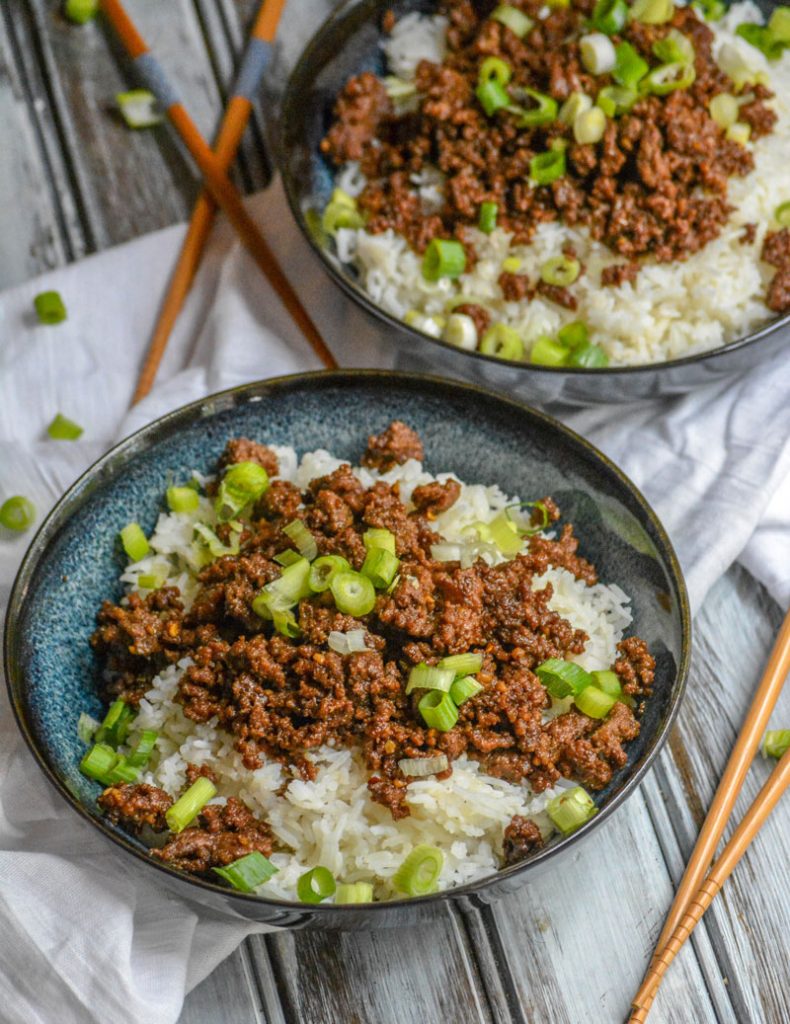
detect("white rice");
top-left (124, 448), bottom-right (634, 900)
top-left (328, 2), bottom-right (790, 366)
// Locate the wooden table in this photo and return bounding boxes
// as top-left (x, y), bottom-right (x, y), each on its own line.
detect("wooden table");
top-left (2, 3), bottom-right (787, 1021)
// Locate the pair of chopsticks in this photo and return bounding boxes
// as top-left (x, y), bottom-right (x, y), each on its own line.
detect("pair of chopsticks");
top-left (98, 0), bottom-right (337, 404)
top-left (629, 607), bottom-right (790, 1020)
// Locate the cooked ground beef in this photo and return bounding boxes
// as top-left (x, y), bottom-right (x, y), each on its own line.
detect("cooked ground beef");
top-left (98, 782), bottom-right (173, 832)
top-left (761, 228), bottom-right (790, 314)
top-left (601, 261), bottom-right (640, 288)
top-left (219, 437), bottom-right (279, 478)
top-left (152, 798), bottom-right (274, 875)
top-left (361, 420), bottom-right (425, 470)
top-left (454, 302), bottom-right (491, 337)
top-left (503, 815), bottom-right (544, 865)
top-left (411, 479), bottom-right (462, 517)
top-left (739, 224), bottom-right (757, 247)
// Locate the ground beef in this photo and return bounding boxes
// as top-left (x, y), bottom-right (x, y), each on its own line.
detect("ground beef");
top-left (185, 763), bottom-right (218, 787)
top-left (739, 223), bottom-right (757, 247)
top-left (152, 797), bottom-right (273, 875)
top-left (411, 479), bottom-right (461, 517)
top-left (361, 420), bottom-right (424, 470)
top-left (766, 267), bottom-right (790, 315)
top-left (761, 229), bottom-right (790, 312)
top-left (219, 437), bottom-right (279, 477)
top-left (454, 302), bottom-right (491, 337)
top-left (320, 71), bottom-right (391, 164)
top-left (614, 637), bottom-right (656, 696)
top-left (503, 815), bottom-right (544, 865)
top-left (601, 261), bottom-right (640, 287)
top-left (98, 782), bottom-right (173, 832)
top-left (537, 281), bottom-right (578, 310)
top-left (499, 271), bottom-right (533, 302)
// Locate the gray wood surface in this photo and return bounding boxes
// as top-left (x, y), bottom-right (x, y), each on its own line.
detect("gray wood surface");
top-left (1, 3), bottom-right (787, 1023)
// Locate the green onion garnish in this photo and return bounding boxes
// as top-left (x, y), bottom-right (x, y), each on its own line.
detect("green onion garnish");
top-left (272, 609), bottom-right (302, 638)
top-left (308, 554), bottom-right (351, 593)
top-left (487, 511), bottom-right (524, 555)
top-left (480, 324), bottom-right (524, 361)
top-left (613, 41), bottom-right (649, 88)
top-left (392, 845), bottom-right (444, 897)
top-left (478, 201), bottom-right (499, 234)
top-left (575, 684), bottom-right (617, 719)
top-left (709, 93), bottom-right (739, 129)
top-left (629, 0), bottom-right (674, 24)
top-left (640, 61), bottom-right (696, 95)
top-left (541, 255), bottom-right (580, 287)
top-left (530, 149), bottom-right (566, 186)
top-left (735, 22), bottom-right (786, 59)
top-left (479, 56), bottom-right (512, 87)
top-left (418, 690), bottom-right (459, 731)
top-left (559, 92), bottom-right (593, 125)
top-left (80, 742), bottom-right (118, 783)
top-left (406, 663), bottom-right (456, 695)
top-left (438, 653), bottom-right (484, 677)
top-left (330, 570), bottom-right (377, 616)
top-left (591, 670), bottom-right (622, 698)
top-left (166, 777), bottom-right (217, 833)
top-left (574, 106), bottom-right (607, 144)
top-left (116, 89), bottom-right (164, 129)
top-left (297, 866), bottom-right (337, 904)
top-left (762, 729), bottom-right (790, 759)
top-left (167, 485), bottom-right (200, 513)
top-left (726, 122), bottom-right (751, 146)
top-left (769, 6), bottom-right (790, 43)
top-left (215, 461), bottom-right (270, 522)
top-left (691, 0), bottom-right (725, 19)
top-left (253, 557), bottom-right (312, 616)
top-left (547, 787), bottom-right (598, 834)
top-left (652, 28), bottom-right (695, 65)
top-left (137, 573), bottom-right (164, 590)
top-left (422, 239), bottom-right (467, 282)
top-left (0, 495), bottom-right (36, 532)
top-left (593, 0), bottom-right (629, 34)
top-left (450, 676), bottom-right (484, 706)
top-left (580, 32), bottom-right (617, 74)
top-left (490, 4), bottom-right (534, 38)
top-left (361, 547), bottom-right (400, 589)
top-left (335, 881), bottom-right (374, 904)
top-left (557, 321), bottom-right (590, 349)
top-left (363, 528), bottom-right (396, 554)
top-left (194, 523), bottom-right (240, 561)
top-left (106, 757), bottom-right (140, 784)
top-left (120, 522), bottom-right (150, 562)
top-left (568, 342), bottom-right (609, 368)
top-left (776, 201), bottom-right (790, 226)
top-left (283, 519), bottom-right (318, 561)
top-left (65, 0), bottom-right (99, 23)
top-left (33, 290), bottom-right (67, 325)
top-left (126, 729), bottom-right (159, 769)
top-left (275, 549), bottom-right (303, 567)
top-left (322, 188), bottom-right (364, 235)
top-left (509, 89), bottom-right (558, 127)
top-left (535, 659), bottom-right (594, 699)
top-left (95, 699), bottom-right (135, 747)
top-left (476, 78), bottom-right (511, 117)
top-left (597, 85), bottom-right (638, 117)
top-left (530, 336), bottom-right (569, 367)
top-left (77, 711), bottom-right (100, 744)
top-left (47, 413), bottom-right (83, 441)
top-left (213, 851), bottom-right (278, 892)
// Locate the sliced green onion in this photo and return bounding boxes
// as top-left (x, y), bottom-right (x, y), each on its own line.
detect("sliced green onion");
top-left (590, 669), bottom-right (622, 698)
top-left (322, 189), bottom-right (365, 234)
top-left (406, 662), bottom-right (456, 695)
top-left (273, 609), bottom-right (302, 638)
top-left (479, 201), bottom-right (499, 233)
top-left (476, 78), bottom-right (511, 117)
top-left (536, 658), bottom-right (593, 699)
top-left (593, 0), bottom-right (629, 33)
top-left (558, 321), bottom-right (590, 349)
top-left (575, 684), bottom-right (618, 719)
top-left (444, 313), bottom-right (479, 350)
top-left (709, 93), bottom-right (739, 128)
top-left (77, 712), bottom-right (100, 745)
top-left (404, 309), bottom-right (445, 338)
top-left (547, 786), bottom-right (598, 834)
top-left (568, 342), bottom-right (609, 368)
top-left (491, 4), bottom-right (534, 37)
top-left (65, 0), bottom-right (99, 23)
top-left (507, 499), bottom-right (550, 536)
top-left (717, 42), bottom-right (764, 89)
top-left (166, 777), bottom-right (217, 834)
top-left (127, 729), bottom-right (159, 769)
top-left (33, 290), bottom-right (67, 324)
top-left (418, 690), bottom-right (459, 731)
top-left (363, 528), bottom-right (396, 554)
top-left (328, 629), bottom-right (371, 655)
top-left (275, 549), bottom-right (303, 567)
top-left (629, 0), bottom-right (674, 24)
top-left (254, 557), bottom-right (312, 615)
top-left (120, 522), bottom-right (150, 562)
top-left (488, 511), bottom-right (524, 555)
top-left (116, 89), bottom-right (163, 129)
top-left (530, 336), bottom-right (569, 367)
top-left (80, 743), bottom-right (118, 783)
top-left (574, 106), bottom-right (607, 144)
top-left (597, 85), bottom-right (638, 117)
top-left (137, 573), bottom-right (165, 590)
top-left (541, 255), bottom-right (580, 287)
top-left (106, 757), bottom-right (141, 784)
top-left (438, 652), bottom-right (484, 676)
top-left (361, 547), bottom-right (400, 589)
top-left (769, 6), bottom-right (790, 43)
top-left (193, 523), bottom-right (240, 560)
top-left (335, 881), bottom-right (374, 904)
top-left (530, 148), bottom-right (566, 185)
top-left (640, 61), bottom-right (696, 95)
top-left (775, 201), bottom-right (790, 226)
top-left (392, 845), bottom-right (444, 897)
top-left (652, 28), bottom-right (695, 65)
top-left (297, 866), bottom-right (336, 903)
top-left (283, 519), bottom-right (318, 561)
top-left (480, 324), bottom-right (524, 361)
top-left (95, 699), bottom-right (135, 747)
top-left (383, 75), bottom-right (417, 101)
top-left (479, 56), bottom-right (513, 87)
top-left (735, 23), bottom-right (785, 60)
top-left (398, 754), bottom-right (449, 777)
top-left (762, 729), bottom-right (790, 759)
top-left (422, 239), bottom-right (467, 282)
top-left (502, 256), bottom-right (523, 273)
top-left (330, 571), bottom-right (377, 616)
top-left (509, 89), bottom-right (558, 127)
top-left (580, 33), bottom-right (617, 74)
top-left (691, 0), bottom-right (725, 20)
top-left (308, 554), bottom-right (351, 592)
top-left (613, 41), bottom-right (649, 88)
top-left (450, 676), bottom-right (484, 706)
top-left (167, 485), bottom-right (200, 513)
top-left (213, 851), bottom-right (278, 892)
top-left (0, 496), bottom-right (36, 532)
top-left (215, 461), bottom-right (270, 522)
top-left (560, 91), bottom-right (593, 125)
top-left (727, 122), bottom-right (751, 145)
top-left (47, 413), bottom-right (83, 440)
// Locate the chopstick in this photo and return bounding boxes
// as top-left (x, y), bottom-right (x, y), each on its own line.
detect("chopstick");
top-left (629, 605), bottom-right (790, 1020)
top-left (99, 0), bottom-right (337, 376)
top-left (629, 743), bottom-right (790, 1021)
top-left (133, 0), bottom-right (288, 403)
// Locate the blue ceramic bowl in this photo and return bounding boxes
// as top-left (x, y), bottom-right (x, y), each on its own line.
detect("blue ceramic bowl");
top-left (5, 371), bottom-right (690, 927)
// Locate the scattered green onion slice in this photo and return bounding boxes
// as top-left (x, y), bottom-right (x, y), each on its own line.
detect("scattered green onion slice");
top-left (479, 56), bottom-right (513, 87)
top-left (166, 777), bottom-right (217, 833)
top-left (640, 61), bottom-right (696, 95)
top-left (762, 729), bottom-right (790, 759)
top-left (568, 342), bottom-right (609, 368)
top-left (283, 519), bottom-right (318, 561)
top-left (34, 290), bottom-right (67, 324)
top-left (558, 321), bottom-right (590, 349)
top-left (476, 78), bottom-right (511, 117)
top-left (727, 122), bottom-right (751, 145)
top-left (580, 33), bottom-right (617, 74)
top-left (488, 511), bottom-right (524, 555)
top-left (398, 754), bottom-right (450, 777)
top-left (547, 786), bottom-right (598, 834)
top-left (383, 75), bottom-right (417, 101)
top-left (490, 4), bottom-right (534, 37)
top-left (613, 41), bottom-right (649, 87)
top-left (541, 255), bottom-right (581, 287)
top-left (597, 85), bottom-right (638, 117)
top-left (330, 571), bottom-right (377, 616)
top-left (392, 845), bottom-right (444, 897)
top-left (691, 0), bottom-right (725, 20)
top-left (530, 336), bottom-right (569, 367)
top-left (438, 652), bottom-right (484, 676)
top-left (127, 729), bottom-right (159, 769)
top-left (363, 528), bottom-right (396, 554)
top-left (479, 201), bottom-right (499, 234)
top-left (322, 188), bottom-right (365, 234)
top-left (422, 239), bottom-right (467, 282)
top-left (575, 684), bottom-right (618, 719)
top-left (95, 699), bottom-right (136, 747)
top-left (406, 663), bottom-right (456, 695)
top-left (559, 91), bottom-right (593, 125)
top-left (167, 485), bottom-right (200, 513)
top-left (77, 712), bottom-right (100, 745)
top-left (508, 89), bottom-right (558, 127)
top-left (65, 0), bottom-right (99, 23)
top-left (254, 557), bottom-right (312, 616)
top-left (0, 495), bottom-right (36, 532)
top-left (629, 0), bottom-right (674, 24)
top-left (536, 658), bottom-right (593, 699)
top-left (591, 669), bottom-right (623, 698)
top-left (361, 547), bottom-right (400, 589)
top-left (716, 42), bottom-right (763, 89)
top-left (735, 23), bottom-right (785, 60)
top-left (80, 742), bottom-right (118, 783)
top-left (273, 609), bottom-right (302, 638)
top-left (418, 690), bottom-right (459, 731)
top-left (530, 148), bottom-right (566, 185)
top-left (501, 256), bottom-right (523, 273)
top-left (444, 313), bottom-right (479, 350)
top-left (47, 412), bottom-right (83, 440)
top-left (574, 106), bottom-right (607, 144)
top-left (328, 629), bottom-right (370, 655)
top-left (308, 554), bottom-right (352, 592)
top-left (709, 93), bottom-right (739, 128)
top-left (297, 866), bottom-right (336, 903)
top-left (106, 757), bottom-right (141, 784)
top-left (275, 549), bottom-right (303, 567)
top-left (116, 89), bottom-right (164, 129)
top-left (775, 201), bottom-right (790, 226)
top-left (507, 498), bottom-right (551, 536)
top-left (593, 0), bottom-right (629, 34)
top-left (137, 573), bottom-right (164, 590)
top-left (450, 676), bottom-right (484, 706)
top-left (120, 522), bottom-right (150, 562)
top-left (652, 28), bottom-right (695, 65)
top-left (215, 461), bottom-right (270, 522)
top-left (480, 323), bottom-right (524, 361)
top-left (335, 881), bottom-right (374, 904)
top-left (213, 851), bottom-right (278, 892)
top-left (193, 523), bottom-right (240, 561)
top-left (768, 6), bottom-right (790, 44)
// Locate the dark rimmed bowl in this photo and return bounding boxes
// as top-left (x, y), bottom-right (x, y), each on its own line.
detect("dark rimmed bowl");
top-left (5, 371), bottom-right (690, 928)
top-left (272, 0), bottom-right (789, 406)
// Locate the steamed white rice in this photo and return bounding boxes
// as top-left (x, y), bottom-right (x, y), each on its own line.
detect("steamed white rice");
top-left (327, 2), bottom-right (790, 367)
top-left (123, 448), bottom-right (634, 900)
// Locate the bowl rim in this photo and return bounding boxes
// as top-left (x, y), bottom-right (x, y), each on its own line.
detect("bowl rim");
top-left (275, 0), bottom-right (790, 379)
top-left (4, 369), bottom-right (691, 914)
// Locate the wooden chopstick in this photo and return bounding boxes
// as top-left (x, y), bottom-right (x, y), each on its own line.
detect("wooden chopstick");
top-left (629, 606), bottom-right (790, 1019)
top-left (99, 0), bottom-right (337, 376)
top-left (132, 0), bottom-right (288, 404)
top-left (629, 743), bottom-right (790, 1020)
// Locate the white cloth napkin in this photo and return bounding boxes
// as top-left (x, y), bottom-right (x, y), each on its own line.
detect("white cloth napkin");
top-left (1, 181), bottom-right (788, 1024)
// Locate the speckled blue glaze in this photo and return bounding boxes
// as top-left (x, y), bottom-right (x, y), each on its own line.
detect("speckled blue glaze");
top-left (5, 372), bottom-right (690, 928)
